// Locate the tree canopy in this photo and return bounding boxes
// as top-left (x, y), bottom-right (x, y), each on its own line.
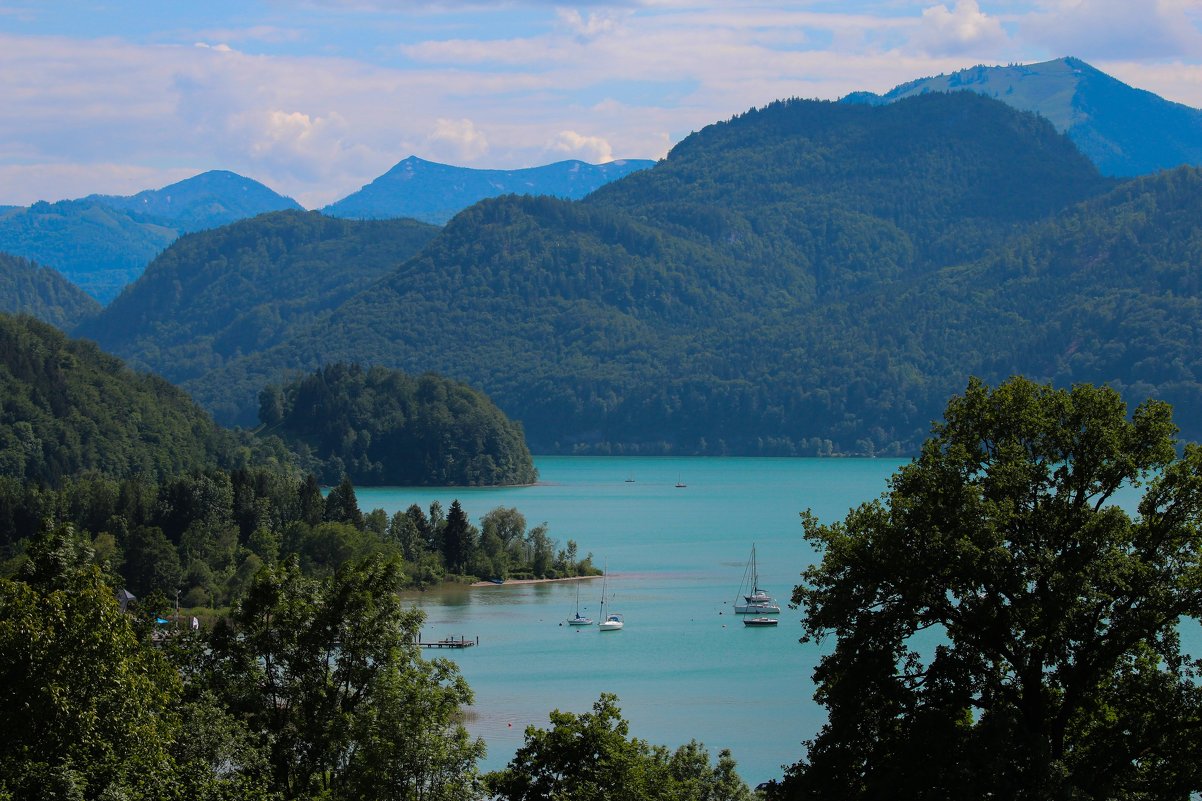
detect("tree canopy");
top-left (261, 363), bottom-right (538, 486)
top-left (487, 693), bottom-right (753, 801)
top-left (778, 376), bottom-right (1202, 800)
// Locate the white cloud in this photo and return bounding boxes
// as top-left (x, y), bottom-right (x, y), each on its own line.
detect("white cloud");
top-left (545, 130), bottom-right (614, 162)
top-left (425, 118), bottom-right (491, 162)
top-left (1021, 0), bottom-right (1202, 61)
top-left (556, 8), bottom-right (628, 42)
top-left (0, 163), bottom-right (198, 205)
top-left (915, 0), bottom-right (1008, 56)
top-left (4, 3), bottom-right (1202, 209)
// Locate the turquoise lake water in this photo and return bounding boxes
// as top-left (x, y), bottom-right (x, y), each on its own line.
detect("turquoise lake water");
top-left (356, 456), bottom-right (910, 786)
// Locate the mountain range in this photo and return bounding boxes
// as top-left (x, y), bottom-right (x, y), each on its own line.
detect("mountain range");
top-left (0, 160), bottom-right (652, 304)
top-left (5, 56), bottom-right (1201, 307)
top-left (322, 156), bottom-right (655, 224)
top-left (8, 56), bottom-right (1202, 455)
top-left (845, 57), bottom-right (1202, 177)
top-left (80, 89), bottom-right (1183, 455)
top-left (0, 171), bottom-right (301, 303)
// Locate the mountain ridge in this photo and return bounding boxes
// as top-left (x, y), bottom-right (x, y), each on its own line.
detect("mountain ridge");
top-left (82, 91), bottom-right (1132, 455)
top-left (322, 155), bottom-right (656, 224)
top-left (843, 56), bottom-right (1202, 177)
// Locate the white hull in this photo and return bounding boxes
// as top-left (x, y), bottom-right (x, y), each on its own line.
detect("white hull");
top-left (599, 619), bottom-right (624, 631)
top-left (734, 602), bottom-right (780, 615)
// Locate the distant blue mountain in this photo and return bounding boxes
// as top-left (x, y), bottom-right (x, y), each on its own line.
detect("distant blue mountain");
top-left (0, 171), bottom-right (301, 303)
top-left (843, 57), bottom-right (1202, 177)
top-left (87, 169), bottom-right (302, 232)
top-left (323, 156), bottom-right (656, 224)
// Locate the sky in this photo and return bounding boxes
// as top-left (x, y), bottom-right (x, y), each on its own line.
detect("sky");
top-left (2, 0), bottom-right (1202, 209)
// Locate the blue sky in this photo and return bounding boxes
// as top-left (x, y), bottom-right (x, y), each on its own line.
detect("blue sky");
top-left (2, 1), bottom-right (1201, 208)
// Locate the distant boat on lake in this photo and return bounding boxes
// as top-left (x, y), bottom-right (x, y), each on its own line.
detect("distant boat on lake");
top-left (743, 617), bottom-right (778, 627)
top-left (598, 564), bottom-right (624, 631)
top-left (733, 544), bottom-right (781, 615)
top-left (568, 583), bottom-right (592, 626)
top-left (675, 475), bottom-right (687, 488)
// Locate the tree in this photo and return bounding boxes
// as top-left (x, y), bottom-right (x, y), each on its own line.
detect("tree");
top-left (779, 377), bottom-right (1202, 801)
top-left (441, 500), bottom-right (474, 575)
top-left (338, 655), bottom-right (486, 801)
top-left (486, 693), bottom-right (753, 801)
top-left (0, 530), bottom-right (182, 800)
top-left (324, 474), bottom-right (364, 528)
top-left (206, 553), bottom-right (479, 799)
top-left (122, 523), bottom-right (182, 597)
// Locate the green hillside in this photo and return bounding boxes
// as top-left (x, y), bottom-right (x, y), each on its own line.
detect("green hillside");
top-left (262, 363), bottom-right (538, 486)
top-left (0, 314), bottom-right (228, 484)
top-left (3, 171), bottom-right (302, 303)
top-left (846, 57), bottom-right (1202, 177)
top-left (132, 92), bottom-right (1126, 454)
top-left (76, 210), bottom-right (440, 421)
top-left (0, 253), bottom-right (100, 330)
top-left (0, 200), bottom-right (178, 303)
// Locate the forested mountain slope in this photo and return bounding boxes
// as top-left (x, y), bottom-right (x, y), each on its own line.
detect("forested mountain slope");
top-left (2, 171), bottom-right (302, 303)
top-left (76, 211), bottom-right (440, 420)
top-left (0, 314), bottom-right (228, 484)
top-left (0, 253), bottom-right (100, 330)
top-left (846, 57), bottom-right (1202, 178)
top-left (162, 93), bottom-right (1128, 453)
top-left (0, 200), bottom-right (179, 303)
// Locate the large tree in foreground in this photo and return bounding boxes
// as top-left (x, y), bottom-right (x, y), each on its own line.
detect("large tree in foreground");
top-left (779, 377), bottom-right (1202, 801)
top-left (487, 693), bottom-right (753, 801)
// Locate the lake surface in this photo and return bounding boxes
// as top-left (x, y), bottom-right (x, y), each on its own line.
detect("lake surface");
top-left (356, 456), bottom-right (909, 786)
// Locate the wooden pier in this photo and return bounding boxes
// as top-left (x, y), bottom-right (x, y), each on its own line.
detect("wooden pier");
top-left (418, 634), bottom-right (478, 649)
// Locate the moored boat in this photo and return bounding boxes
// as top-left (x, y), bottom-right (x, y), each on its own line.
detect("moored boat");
top-left (568, 583), bottom-right (593, 626)
top-left (733, 544), bottom-right (781, 615)
top-left (597, 562), bottom-right (624, 631)
top-left (743, 616), bottom-right (778, 627)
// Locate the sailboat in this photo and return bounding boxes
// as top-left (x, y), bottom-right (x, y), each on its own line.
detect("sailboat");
top-left (567, 582), bottom-right (593, 626)
top-left (598, 564), bottom-right (624, 631)
top-left (733, 544), bottom-right (781, 614)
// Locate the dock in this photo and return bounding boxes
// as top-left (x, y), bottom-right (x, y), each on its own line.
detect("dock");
top-left (419, 634), bottom-right (478, 649)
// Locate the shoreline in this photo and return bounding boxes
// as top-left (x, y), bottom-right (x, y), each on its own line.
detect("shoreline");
top-left (468, 574), bottom-right (601, 588)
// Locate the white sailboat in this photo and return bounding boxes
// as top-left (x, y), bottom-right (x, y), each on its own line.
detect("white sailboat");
top-left (568, 582), bottom-right (593, 626)
top-left (598, 564), bottom-right (624, 631)
top-left (733, 544), bottom-right (781, 615)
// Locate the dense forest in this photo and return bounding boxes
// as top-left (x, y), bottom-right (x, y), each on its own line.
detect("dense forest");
top-left (0, 314), bottom-right (248, 485)
top-left (260, 363), bottom-right (538, 487)
top-left (0, 252), bottom-right (99, 330)
top-left (75, 211), bottom-right (440, 420)
top-left (81, 91), bottom-right (1141, 455)
top-left (58, 91), bottom-right (1202, 457)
